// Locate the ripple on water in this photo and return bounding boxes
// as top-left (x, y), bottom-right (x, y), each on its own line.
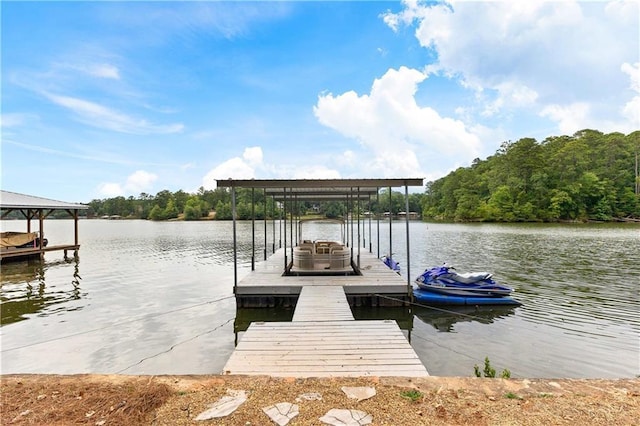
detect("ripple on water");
top-left (1, 220), bottom-right (638, 378)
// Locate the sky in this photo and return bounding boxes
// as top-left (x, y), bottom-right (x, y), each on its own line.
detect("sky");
top-left (1, 0), bottom-right (639, 203)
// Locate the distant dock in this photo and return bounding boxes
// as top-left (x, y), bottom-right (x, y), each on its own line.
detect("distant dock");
top-left (1, 191), bottom-right (87, 262)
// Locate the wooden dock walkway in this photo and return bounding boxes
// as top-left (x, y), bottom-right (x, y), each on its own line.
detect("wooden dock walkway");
top-left (292, 286), bottom-right (354, 321)
top-left (1, 244), bottom-right (80, 261)
top-left (224, 281), bottom-right (428, 377)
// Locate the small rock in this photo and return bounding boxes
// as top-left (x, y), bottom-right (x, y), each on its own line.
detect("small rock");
top-left (86, 410), bottom-right (96, 418)
top-left (262, 402), bottom-right (299, 425)
top-left (319, 408), bottom-right (373, 425)
top-left (341, 386), bottom-right (376, 402)
top-left (11, 409), bottom-right (32, 423)
top-left (296, 392), bottom-right (323, 402)
top-left (37, 394), bottom-right (46, 400)
top-left (95, 420), bottom-right (106, 426)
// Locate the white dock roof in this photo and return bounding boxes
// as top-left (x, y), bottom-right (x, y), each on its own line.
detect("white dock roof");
top-left (0, 190), bottom-right (88, 210)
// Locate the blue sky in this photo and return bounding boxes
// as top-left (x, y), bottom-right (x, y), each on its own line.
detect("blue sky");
top-left (2, 1), bottom-right (638, 203)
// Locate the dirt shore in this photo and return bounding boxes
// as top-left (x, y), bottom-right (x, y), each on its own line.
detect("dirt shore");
top-left (1, 374), bottom-right (638, 425)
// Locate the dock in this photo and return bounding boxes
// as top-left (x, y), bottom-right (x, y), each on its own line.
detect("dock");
top-left (1, 190), bottom-right (87, 262)
top-left (217, 178), bottom-right (427, 377)
top-left (224, 285), bottom-right (428, 377)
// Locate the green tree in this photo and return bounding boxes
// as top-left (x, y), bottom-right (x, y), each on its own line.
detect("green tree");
top-left (163, 199), bottom-right (179, 220)
top-left (183, 196), bottom-right (203, 220)
top-left (148, 205), bottom-right (164, 221)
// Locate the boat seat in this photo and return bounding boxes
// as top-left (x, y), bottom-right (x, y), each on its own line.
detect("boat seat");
top-left (329, 248), bottom-right (350, 269)
top-left (293, 247), bottom-right (314, 269)
top-left (453, 272), bottom-right (492, 283)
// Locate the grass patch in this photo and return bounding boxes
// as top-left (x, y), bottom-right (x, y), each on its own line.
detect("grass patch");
top-left (474, 356), bottom-right (511, 378)
top-left (505, 392), bottom-right (522, 400)
top-left (400, 389), bottom-right (424, 402)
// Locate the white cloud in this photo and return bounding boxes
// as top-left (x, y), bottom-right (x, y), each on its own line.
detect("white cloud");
top-left (383, 0), bottom-right (639, 134)
top-left (292, 165), bottom-right (341, 179)
top-left (86, 63), bottom-right (120, 79)
top-left (64, 62), bottom-right (120, 79)
top-left (124, 170), bottom-right (158, 193)
top-left (335, 150), bottom-right (356, 168)
top-left (242, 146), bottom-right (263, 166)
top-left (0, 113), bottom-right (37, 128)
top-left (97, 170), bottom-right (158, 198)
top-left (202, 148), bottom-right (264, 189)
top-left (540, 103), bottom-right (590, 135)
top-left (621, 62), bottom-right (640, 126)
top-left (98, 182), bottom-right (123, 197)
top-left (43, 92), bottom-right (184, 134)
top-left (314, 66), bottom-right (481, 178)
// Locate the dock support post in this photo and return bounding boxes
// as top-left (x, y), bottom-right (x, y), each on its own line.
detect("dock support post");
top-left (367, 194), bottom-right (372, 253)
top-left (232, 186), bottom-right (238, 294)
top-left (38, 209), bottom-right (44, 251)
top-left (388, 186), bottom-right (392, 260)
top-left (272, 193), bottom-right (276, 254)
top-left (357, 187), bottom-right (361, 269)
top-left (404, 182), bottom-right (412, 301)
top-left (73, 209), bottom-right (79, 247)
top-left (264, 189), bottom-right (268, 260)
top-left (251, 188), bottom-right (255, 271)
top-left (376, 189), bottom-right (380, 258)
top-left (283, 187), bottom-right (287, 271)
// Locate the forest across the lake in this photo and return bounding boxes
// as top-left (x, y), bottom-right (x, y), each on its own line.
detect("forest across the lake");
top-left (82, 129), bottom-right (639, 223)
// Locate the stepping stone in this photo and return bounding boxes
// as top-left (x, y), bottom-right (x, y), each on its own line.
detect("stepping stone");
top-left (341, 386), bottom-right (376, 402)
top-left (263, 402), bottom-right (299, 426)
top-left (195, 390), bottom-right (248, 421)
top-left (319, 408), bottom-right (373, 426)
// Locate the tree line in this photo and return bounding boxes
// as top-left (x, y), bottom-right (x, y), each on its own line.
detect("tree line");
top-left (421, 129), bottom-right (640, 222)
top-left (86, 187), bottom-right (423, 221)
top-left (86, 129), bottom-right (639, 223)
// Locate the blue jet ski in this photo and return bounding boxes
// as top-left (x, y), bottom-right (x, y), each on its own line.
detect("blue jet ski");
top-left (415, 264), bottom-right (514, 297)
top-left (381, 254), bottom-right (401, 274)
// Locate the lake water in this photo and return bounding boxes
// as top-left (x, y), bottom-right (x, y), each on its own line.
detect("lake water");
top-left (1, 219), bottom-right (638, 378)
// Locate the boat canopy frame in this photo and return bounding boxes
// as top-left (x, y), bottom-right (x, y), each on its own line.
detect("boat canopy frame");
top-left (0, 190), bottom-right (88, 261)
top-left (215, 178), bottom-right (424, 293)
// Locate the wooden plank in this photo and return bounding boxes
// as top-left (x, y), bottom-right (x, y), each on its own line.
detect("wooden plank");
top-left (223, 320), bottom-right (428, 377)
top-left (0, 244), bottom-right (80, 260)
top-left (292, 286), bottom-right (354, 322)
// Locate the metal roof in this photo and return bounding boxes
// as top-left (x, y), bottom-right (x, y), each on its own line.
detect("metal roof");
top-left (216, 178), bottom-right (424, 201)
top-left (0, 190), bottom-right (88, 210)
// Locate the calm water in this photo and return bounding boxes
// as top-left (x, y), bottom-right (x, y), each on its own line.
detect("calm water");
top-left (1, 219), bottom-right (638, 378)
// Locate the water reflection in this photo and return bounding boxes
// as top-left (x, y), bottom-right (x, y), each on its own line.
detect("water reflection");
top-left (351, 306), bottom-right (414, 331)
top-left (413, 305), bottom-right (518, 332)
top-left (0, 257), bottom-right (84, 326)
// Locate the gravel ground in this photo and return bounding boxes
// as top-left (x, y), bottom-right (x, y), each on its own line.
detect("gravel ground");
top-left (1, 374), bottom-right (638, 425)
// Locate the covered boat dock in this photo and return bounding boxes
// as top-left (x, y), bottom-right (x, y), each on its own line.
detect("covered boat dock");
top-left (217, 178), bottom-right (429, 377)
top-left (216, 178), bottom-right (425, 306)
top-left (1, 190), bottom-right (88, 262)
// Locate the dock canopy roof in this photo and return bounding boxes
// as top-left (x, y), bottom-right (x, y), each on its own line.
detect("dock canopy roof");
top-left (216, 178), bottom-right (424, 201)
top-left (0, 190), bottom-right (88, 210)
